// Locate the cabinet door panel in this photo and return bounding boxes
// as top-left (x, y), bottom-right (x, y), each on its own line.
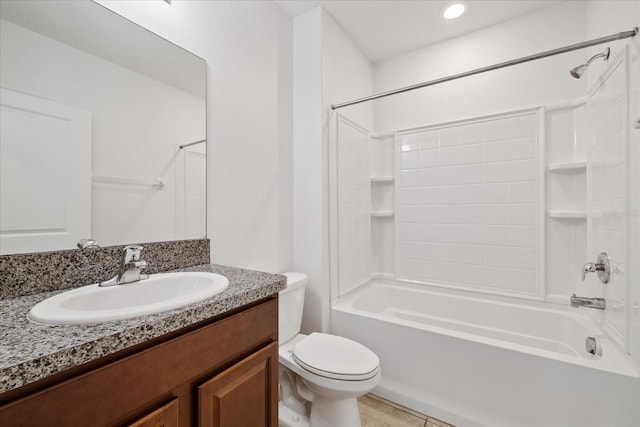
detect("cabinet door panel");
top-left (129, 399), bottom-right (179, 427)
top-left (198, 342), bottom-right (278, 427)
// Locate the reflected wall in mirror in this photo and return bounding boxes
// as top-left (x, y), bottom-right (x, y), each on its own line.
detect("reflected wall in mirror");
top-left (0, 0), bottom-right (207, 255)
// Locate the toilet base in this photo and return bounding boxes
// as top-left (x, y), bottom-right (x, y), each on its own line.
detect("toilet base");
top-left (279, 396), bottom-right (361, 427)
top-left (309, 396), bottom-right (361, 427)
top-left (279, 401), bottom-right (310, 427)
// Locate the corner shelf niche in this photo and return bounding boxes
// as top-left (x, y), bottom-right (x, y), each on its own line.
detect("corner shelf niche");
top-left (547, 161), bottom-right (587, 172)
top-left (370, 176), bottom-right (394, 217)
top-left (544, 101), bottom-right (588, 301)
top-left (547, 210), bottom-right (587, 219)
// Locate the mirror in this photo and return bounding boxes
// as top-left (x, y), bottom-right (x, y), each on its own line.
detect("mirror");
top-left (0, 0), bottom-right (207, 255)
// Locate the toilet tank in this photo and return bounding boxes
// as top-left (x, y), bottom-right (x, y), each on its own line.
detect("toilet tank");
top-left (279, 272), bottom-right (307, 344)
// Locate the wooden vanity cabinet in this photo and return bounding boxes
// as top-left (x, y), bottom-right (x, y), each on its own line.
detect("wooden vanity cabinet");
top-left (0, 297), bottom-right (279, 427)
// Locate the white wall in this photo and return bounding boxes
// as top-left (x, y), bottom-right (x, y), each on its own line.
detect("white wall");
top-left (292, 7), bottom-right (374, 332)
top-left (372, 1), bottom-right (587, 132)
top-left (293, 8), bottom-right (325, 333)
top-left (98, 0), bottom-right (294, 273)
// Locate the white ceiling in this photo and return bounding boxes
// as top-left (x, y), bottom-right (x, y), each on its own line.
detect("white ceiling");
top-left (277, 0), bottom-right (564, 63)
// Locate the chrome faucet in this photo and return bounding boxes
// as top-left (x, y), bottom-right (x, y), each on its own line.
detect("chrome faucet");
top-left (570, 294), bottom-right (606, 310)
top-left (581, 252), bottom-right (611, 284)
top-left (99, 245), bottom-right (149, 287)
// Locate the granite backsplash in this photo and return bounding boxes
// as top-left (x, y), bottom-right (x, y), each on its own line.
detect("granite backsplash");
top-left (0, 239), bottom-right (210, 300)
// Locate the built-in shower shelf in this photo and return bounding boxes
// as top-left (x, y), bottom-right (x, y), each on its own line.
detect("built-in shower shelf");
top-left (547, 210), bottom-right (587, 219)
top-left (371, 211), bottom-right (394, 218)
top-left (547, 161), bottom-right (587, 172)
top-left (371, 176), bottom-right (394, 183)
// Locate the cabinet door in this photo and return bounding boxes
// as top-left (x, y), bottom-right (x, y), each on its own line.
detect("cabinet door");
top-left (198, 342), bottom-right (278, 427)
top-left (128, 399), bottom-right (178, 427)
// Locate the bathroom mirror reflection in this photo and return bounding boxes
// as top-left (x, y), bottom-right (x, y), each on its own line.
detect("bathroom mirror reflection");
top-left (0, 0), bottom-right (207, 255)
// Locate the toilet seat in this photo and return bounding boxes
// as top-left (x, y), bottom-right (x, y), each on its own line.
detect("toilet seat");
top-left (292, 332), bottom-right (380, 381)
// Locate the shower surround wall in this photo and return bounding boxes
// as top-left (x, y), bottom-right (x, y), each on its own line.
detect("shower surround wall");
top-left (396, 110), bottom-right (542, 298)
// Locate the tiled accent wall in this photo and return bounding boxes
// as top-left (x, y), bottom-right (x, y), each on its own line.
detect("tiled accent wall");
top-left (589, 52), bottom-right (628, 350)
top-left (0, 238), bottom-right (210, 299)
top-left (337, 115), bottom-right (371, 295)
top-left (396, 111), bottom-right (541, 297)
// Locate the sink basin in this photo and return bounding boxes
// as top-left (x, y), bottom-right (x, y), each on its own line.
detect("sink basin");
top-left (28, 272), bottom-right (229, 325)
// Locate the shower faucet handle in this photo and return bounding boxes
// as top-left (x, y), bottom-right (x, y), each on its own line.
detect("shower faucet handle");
top-left (581, 252), bottom-right (610, 284)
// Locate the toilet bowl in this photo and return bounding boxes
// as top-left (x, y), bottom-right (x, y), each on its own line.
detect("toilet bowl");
top-left (278, 273), bottom-right (381, 427)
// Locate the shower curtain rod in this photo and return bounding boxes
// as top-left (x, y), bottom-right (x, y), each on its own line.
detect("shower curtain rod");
top-left (331, 27), bottom-right (638, 110)
top-left (179, 139), bottom-right (206, 149)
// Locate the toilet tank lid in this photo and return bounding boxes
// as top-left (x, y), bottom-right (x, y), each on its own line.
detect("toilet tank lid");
top-left (282, 272), bottom-right (308, 289)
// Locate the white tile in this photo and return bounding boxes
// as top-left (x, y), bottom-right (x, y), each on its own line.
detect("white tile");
top-left (419, 169), bottom-right (438, 186)
top-left (509, 137), bottom-right (535, 160)
top-left (509, 182), bottom-right (535, 203)
top-left (459, 184), bottom-right (483, 204)
top-left (461, 224), bottom-right (483, 244)
top-left (419, 130), bottom-right (439, 149)
top-left (438, 146), bottom-right (460, 166)
top-left (399, 187), bottom-right (437, 205)
top-left (401, 151), bottom-right (419, 169)
top-left (432, 205), bottom-right (460, 224)
top-left (484, 225), bottom-right (508, 246)
top-left (400, 139), bottom-right (419, 153)
top-left (460, 205), bottom-right (484, 224)
top-left (483, 163), bottom-right (508, 183)
top-left (484, 141), bottom-right (508, 162)
top-left (461, 144), bottom-right (484, 164)
top-left (483, 246), bottom-right (510, 267)
top-left (508, 114), bottom-right (536, 138)
top-left (419, 149), bottom-right (439, 167)
top-left (459, 164), bottom-right (483, 183)
top-left (484, 205), bottom-right (508, 225)
top-left (458, 264), bottom-right (484, 285)
top-left (429, 224), bottom-right (460, 243)
top-left (436, 243), bottom-right (459, 263)
top-left (509, 247), bottom-right (536, 270)
top-left (439, 127), bottom-right (460, 147)
top-left (459, 122), bottom-right (483, 145)
top-left (397, 205), bottom-right (427, 223)
top-left (431, 261), bottom-right (459, 283)
top-left (438, 186), bottom-right (460, 204)
top-left (482, 266), bottom-right (509, 288)
top-left (509, 226), bottom-right (535, 247)
top-left (456, 244), bottom-right (483, 265)
top-left (482, 119), bottom-right (508, 141)
top-left (438, 166), bottom-right (459, 185)
top-left (508, 160), bottom-right (535, 182)
top-left (400, 170), bottom-right (420, 187)
top-left (508, 205), bottom-right (535, 225)
top-left (483, 183), bottom-right (509, 203)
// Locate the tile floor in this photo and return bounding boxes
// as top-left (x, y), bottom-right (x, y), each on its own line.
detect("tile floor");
top-left (358, 394), bottom-right (455, 427)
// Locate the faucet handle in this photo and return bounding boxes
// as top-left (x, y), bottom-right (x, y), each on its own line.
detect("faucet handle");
top-left (581, 262), bottom-right (597, 281)
top-left (122, 245), bottom-right (144, 264)
top-left (581, 252), bottom-right (611, 284)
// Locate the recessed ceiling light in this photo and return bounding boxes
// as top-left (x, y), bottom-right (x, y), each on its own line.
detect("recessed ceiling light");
top-left (442, 2), bottom-right (466, 20)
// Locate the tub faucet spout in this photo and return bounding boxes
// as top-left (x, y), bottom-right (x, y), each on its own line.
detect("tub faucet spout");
top-left (570, 294), bottom-right (606, 310)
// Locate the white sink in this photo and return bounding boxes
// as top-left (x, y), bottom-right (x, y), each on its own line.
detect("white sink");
top-left (28, 272), bottom-right (229, 325)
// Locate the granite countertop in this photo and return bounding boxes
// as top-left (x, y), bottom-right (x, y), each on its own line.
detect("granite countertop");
top-left (0, 264), bottom-right (286, 394)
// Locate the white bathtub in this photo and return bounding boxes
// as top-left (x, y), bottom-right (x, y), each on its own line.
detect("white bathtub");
top-left (331, 280), bottom-right (640, 427)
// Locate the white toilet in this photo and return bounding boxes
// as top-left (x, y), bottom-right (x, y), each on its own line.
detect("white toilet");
top-left (278, 272), bottom-right (381, 427)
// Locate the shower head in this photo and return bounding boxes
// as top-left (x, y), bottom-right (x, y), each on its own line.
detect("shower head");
top-left (570, 48), bottom-right (610, 79)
